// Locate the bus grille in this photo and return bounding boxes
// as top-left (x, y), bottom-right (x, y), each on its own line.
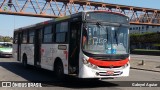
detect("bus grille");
top-left (97, 71), bottom-right (123, 76)
top-left (98, 66), bottom-right (122, 68)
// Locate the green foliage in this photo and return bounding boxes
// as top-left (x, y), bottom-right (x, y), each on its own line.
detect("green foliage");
top-left (3, 37), bottom-right (11, 42)
top-left (0, 36), bottom-right (12, 42)
top-left (133, 49), bottom-right (160, 52)
top-left (153, 44), bottom-right (160, 47)
top-left (0, 38), bottom-right (3, 42)
top-left (130, 32), bottom-right (160, 44)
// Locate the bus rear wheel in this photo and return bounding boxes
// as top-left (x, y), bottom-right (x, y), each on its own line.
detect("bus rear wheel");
top-left (54, 61), bottom-right (65, 80)
top-left (22, 55), bottom-right (28, 68)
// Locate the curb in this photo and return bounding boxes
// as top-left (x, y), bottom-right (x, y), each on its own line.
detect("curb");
top-left (130, 67), bottom-right (160, 73)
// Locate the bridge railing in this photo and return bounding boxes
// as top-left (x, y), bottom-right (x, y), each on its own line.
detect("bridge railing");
top-left (0, 0), bottom-right (160, 25)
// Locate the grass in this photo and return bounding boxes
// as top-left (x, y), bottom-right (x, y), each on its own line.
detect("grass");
top-left (133, 49), bottom-right (160, 52)
top-left (131, 49), bottom-right (160, 56)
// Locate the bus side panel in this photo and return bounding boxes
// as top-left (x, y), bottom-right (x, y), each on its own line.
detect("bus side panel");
top-left (53, 44), bottom-right (69, 74)
top-left (40, 44), bottom-right (53, 70)
top-left (40, 44), bottom-right (69, 74)
top-left (21, 44), bottom-right (34, 65)
top-left (12, 44), bottom-right (18, 61)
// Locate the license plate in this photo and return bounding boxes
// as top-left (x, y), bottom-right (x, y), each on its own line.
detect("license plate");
top-left (106, 71), bottom-right (114, 75)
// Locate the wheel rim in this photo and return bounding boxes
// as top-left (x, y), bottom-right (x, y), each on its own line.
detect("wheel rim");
top-left (23, 60), bottom-right (26, 67)
top-left (23, 56), bottom-right (27, 67)
top-left (57, 65), bottom-right (62, 76)
top-left (24, 61), bottom-right (26, 66)
top-left (55, 63), bottom-right (64, 79)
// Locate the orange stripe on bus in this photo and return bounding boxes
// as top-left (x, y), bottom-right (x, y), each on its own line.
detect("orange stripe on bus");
top-left (88, 58), bottom-right (129, 67)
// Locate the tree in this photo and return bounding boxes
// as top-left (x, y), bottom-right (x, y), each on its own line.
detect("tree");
top-left (0, 38), bottom-right (3, 42)
top-left (0, 36), bottom-right (12, 42)
top-left (3, 37), bottom-right (11, 42)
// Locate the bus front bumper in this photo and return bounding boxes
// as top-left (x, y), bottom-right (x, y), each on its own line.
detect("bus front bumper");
top-left (78, 64), bottom-right (130, 78)
top-left (0, 51), bottom-right (12, 57)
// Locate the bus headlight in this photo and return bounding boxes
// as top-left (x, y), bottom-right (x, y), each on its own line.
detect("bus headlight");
top-left (82, 58), bottom-right (88, 64)
top-left (82, 58), bottom-right (98, 69)
top-left (92, 64), bottom-right (98, 69)
top-left (123, 62), bottom-right (129, 68)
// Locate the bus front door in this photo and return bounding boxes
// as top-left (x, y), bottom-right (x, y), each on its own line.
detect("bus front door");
top-left (17, 33), bottom-right (21, 61)
top-left (69, 22), bottom-right (81, 74)
top-left (34, 29), bottom-right (42, 67)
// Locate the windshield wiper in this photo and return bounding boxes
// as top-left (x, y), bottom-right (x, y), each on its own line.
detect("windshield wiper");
top-left (96, 22), bottom-right (102, 28)
top-left (115, 29), bottom-right (118, 45)
top-left (114, 24), bottom-right (122, 46)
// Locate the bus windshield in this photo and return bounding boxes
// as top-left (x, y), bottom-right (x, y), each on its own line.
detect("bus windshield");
top-left (82, 24), bottom-right (129, 55)
top-left (0, 43), bottom-right (12, 48)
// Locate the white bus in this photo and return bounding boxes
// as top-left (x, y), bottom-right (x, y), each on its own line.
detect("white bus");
top-left (13, 10), bottom-right (130, 79)
top-left (0, 42), bottom-right (12, 57)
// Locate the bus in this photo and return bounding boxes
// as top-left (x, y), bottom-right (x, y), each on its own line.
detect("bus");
top-left (0, 42), bottom-right (12, 57)
top-left (13, 10), bottom-right (130, 79)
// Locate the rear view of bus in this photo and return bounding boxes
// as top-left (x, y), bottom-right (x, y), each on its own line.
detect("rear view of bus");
top-left (79, 11), bottom-right (130, 78)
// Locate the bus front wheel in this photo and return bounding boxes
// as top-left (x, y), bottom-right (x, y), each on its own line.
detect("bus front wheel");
top-left (54, 61), bottom-right (64, 80)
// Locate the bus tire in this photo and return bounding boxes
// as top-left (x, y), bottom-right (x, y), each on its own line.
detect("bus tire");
top-left (22, 54), bottom-right (28, 68)
top-left (54, 60), bottom-right (65, 80)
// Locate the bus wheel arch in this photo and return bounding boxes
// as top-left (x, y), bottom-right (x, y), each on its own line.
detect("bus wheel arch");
top-left (22, 53), bottom-right (28, 68)
top-left (54, 57), bottom-right (65, 79)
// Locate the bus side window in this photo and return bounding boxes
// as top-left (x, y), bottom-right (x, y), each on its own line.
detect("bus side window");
top-left (29, 30), bottom-right (35, 43)
top-left (55, 22), bottom-right (68, 43)
top-left (22, 31), bottom-right (28, 44)
top-left (13, 33), bottom-right (18, 44)
top-left (43, 25), bottom-right (53, 43)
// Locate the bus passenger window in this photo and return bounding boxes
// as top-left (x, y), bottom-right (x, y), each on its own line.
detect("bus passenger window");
top-left (13, 33), bottom-right (18, 44)
top-left (55, 22), bottom-right (68, 43)
top-left (22, 31), bottom-right (28, 43)
top-left (29, 31), bottom-right (35, 43)
top-left (43, 25), bottom-right (52, 43)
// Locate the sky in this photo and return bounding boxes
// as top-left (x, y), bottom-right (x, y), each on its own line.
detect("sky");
top-left (1, 0), bottom-right (160, 37)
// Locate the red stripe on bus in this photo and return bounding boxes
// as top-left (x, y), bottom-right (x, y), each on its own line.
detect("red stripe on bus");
top-left (63, 50), bottom-right (68, 60)
top-left (88, 58), bottom-right (129, 67)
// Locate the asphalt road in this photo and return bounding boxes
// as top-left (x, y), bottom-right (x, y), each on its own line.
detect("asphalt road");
top-left (130, 54), bottom-right (160, 62)
top-left (0, 57), bottom-right (159, 90)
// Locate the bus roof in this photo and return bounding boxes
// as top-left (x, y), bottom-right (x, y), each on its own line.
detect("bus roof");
top-left (14, 19), bottom-right (55, 32)
top-left (14, 10), bottom-right (127, 32)
top-left (84, 10), bottom-right (127, 17)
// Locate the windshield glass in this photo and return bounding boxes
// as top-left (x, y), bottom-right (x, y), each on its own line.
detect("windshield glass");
top-left (82, 24), bottom-right (129, 54)
top-left (0, 43), bottom-right (12, 48)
